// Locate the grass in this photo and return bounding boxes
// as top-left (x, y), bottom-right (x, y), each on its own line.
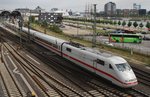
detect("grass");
top-left (101, 46), bottom-right (150, 65)
top-left (30, 23), bottom-right (150, 66)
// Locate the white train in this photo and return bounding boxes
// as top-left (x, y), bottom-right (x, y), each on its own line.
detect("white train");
top-left (5, 23), bottom-right (138, 88)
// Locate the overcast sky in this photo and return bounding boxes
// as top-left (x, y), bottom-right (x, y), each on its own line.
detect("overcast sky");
top-left (0, 0), bottom-right (149, 12)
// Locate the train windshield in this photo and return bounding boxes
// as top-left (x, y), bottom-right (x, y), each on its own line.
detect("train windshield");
top-left (115, 63), bottom-right (131, 72)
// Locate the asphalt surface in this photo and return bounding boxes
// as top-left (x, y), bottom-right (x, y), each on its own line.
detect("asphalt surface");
top-left (81, 35), bottom-right (150, 55)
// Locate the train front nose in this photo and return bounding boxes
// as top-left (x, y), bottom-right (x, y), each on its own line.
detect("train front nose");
top-left (123, 79), bottom-right (138, 87)
top-left (122, 71), bottom-right (138, 87)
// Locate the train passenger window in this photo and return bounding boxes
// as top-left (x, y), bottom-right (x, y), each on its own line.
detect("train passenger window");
top-left (96, 59), bottom-right (104, 66)
top-left (109, 64), bottom-right (113, 70)
top-left (66, 48), bottom-right (71, 52)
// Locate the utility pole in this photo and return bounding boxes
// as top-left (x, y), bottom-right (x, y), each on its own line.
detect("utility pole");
top-left (77, 17), bottom-right (79, 36)
top-left (18, 16), bottom-right (23, 47)
top-left (28, 10), bottom-right (31, 43)
top-left (92, 4), bottom-right (97, 48)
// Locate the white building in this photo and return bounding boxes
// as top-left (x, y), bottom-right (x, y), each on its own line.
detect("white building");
top-left (50, 8), bottom-right (70, 17)
top-left (15, 6), bottom-right (45, 21)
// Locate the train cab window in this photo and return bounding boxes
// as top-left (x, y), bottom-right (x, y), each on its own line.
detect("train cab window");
top-left (66, 48), bottom-right (72, 52)
top-left (96, 59), bottom-right (104, 66)
top-left (115, 63), bottom-right (131, 72)
top-left (109, 64), bottom-right (113, 70)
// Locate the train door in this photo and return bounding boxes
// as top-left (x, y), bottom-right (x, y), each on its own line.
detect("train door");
top-left (106, 62), bottom-right (114, 81)
top-left (93, 60), bottom-right (97, 74)
top-left (108, 64), bottom-right (114, 74)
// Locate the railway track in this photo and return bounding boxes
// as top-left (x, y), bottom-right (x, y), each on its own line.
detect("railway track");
top-left (0, 45), bottom-right (23, 97)
top-left (3, 41), bottom-right (86, 97)
top-left (0, 71), bottom-right (9, 97)
top-left (1, 36), bottom-right (126, 97)
top-left (0, 27), bottom-right (150, 97)
top-left (27, 45), bottom-right (128, 97)
top-left (26, 43), bottom-right (150, 97)
top-left (132, 66), bottom-right (150, 87)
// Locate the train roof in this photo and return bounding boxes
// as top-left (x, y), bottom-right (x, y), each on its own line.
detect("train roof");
top-left (77, 46), bottom-right (126, 64)
top-left (22, 27), bottom-right (67, 44)
top-left (5, 22), bottom-right (67, 44)
top-left (6, 22), bottom-right (127, 64)
top-left (26, 28), bottom-right (127, 64)
top-left (79, 47), bottom-right (113, 58)
top-left (81, 47), bottom-right (111, 56)
top-left (108, 56), bottom-right (126, 64)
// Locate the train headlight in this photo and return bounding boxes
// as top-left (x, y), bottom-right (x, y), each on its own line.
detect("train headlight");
top-left (125, 78), bottom-right (137, 82)
top-left (129, 78), bottom-right (137, 82)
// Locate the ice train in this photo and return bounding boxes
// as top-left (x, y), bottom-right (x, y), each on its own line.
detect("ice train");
top-left (5, 23), bottom-right (138, 88)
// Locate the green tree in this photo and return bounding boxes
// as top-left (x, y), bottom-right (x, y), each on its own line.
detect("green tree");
top-left (118, 21), bottom-right (121, 26)
top-left (29, 16), bottom-right (35, 23)
top-left (41, 20), bottom-right (48, 34)
top-left (109, 20), bottom-right (113, 25)
top-left (49, 25), bottom-right (62, 33)
top-left (133, 21), bottom-right (138, 28)
top-left (146, 22), bottom-right (150, 29)
top-left (101, 20), bottom-right (104, 24)
top-left (139, 22), bottom-right (144, 28)
top-left (104, 20), bottom-right (108, 24)
top-left (122, 21), bottom-right (126, 28)
top-left (113, 21), bottom-right (117, 25)
top-left (127, 21), bottom-right (132, 28)
top-left (97, 20), bottom-right (100, 23)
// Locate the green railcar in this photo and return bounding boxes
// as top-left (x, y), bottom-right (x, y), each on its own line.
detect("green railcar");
top-left (109, 33), bottom-right (142, 43)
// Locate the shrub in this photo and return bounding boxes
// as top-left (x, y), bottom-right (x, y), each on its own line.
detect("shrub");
top-left (49, 25), bottom-right (62, 33)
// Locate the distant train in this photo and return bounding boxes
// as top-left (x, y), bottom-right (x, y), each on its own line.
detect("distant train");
top-left (5, 22), bottom-right (138, 88)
